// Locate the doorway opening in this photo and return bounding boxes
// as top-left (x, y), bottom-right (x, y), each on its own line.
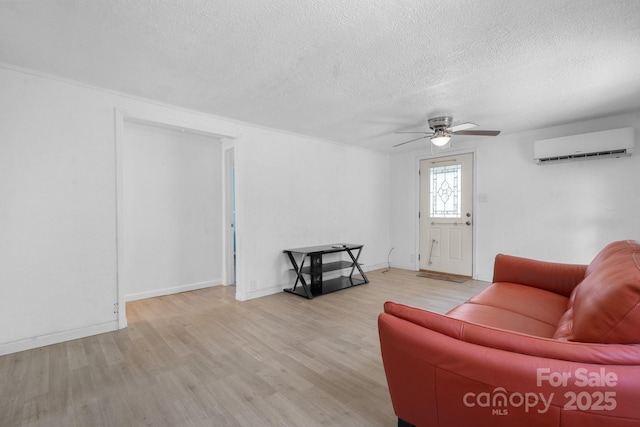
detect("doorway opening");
top-left (114, 110), bottom-right (238, 329)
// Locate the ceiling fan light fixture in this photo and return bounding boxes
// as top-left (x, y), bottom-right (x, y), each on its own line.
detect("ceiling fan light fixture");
top-left (430, 130), bottom-right (451, 146)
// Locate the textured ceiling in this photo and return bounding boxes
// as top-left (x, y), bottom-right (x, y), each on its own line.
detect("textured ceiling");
top-left (1, 0), bottom-right (640, 152)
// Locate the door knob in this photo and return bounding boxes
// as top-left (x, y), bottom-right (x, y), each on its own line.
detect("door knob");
top-left (466, 221), bottom-right (471, 226)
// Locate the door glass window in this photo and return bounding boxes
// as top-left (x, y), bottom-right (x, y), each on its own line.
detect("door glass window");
top-left (430, 164), bottom-right (461, 218)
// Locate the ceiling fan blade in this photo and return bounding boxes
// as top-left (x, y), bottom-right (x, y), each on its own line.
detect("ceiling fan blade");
top-left (393, 135), bottom-right (431, 147)
top-left (394, 131), bottom-right (430, 134)
top-left (448, 122), bottom-right (478, 132)
top-left (453, 130), bottom-right (501, 136)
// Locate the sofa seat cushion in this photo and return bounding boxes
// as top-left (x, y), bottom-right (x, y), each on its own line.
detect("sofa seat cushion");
top-left (446, 282), bottom-right (569, 337)
top-left (468, 282), bottom-right (570, 325)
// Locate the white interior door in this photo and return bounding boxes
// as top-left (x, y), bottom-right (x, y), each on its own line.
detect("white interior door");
top-left (419, 153), bottom-right (473, 276)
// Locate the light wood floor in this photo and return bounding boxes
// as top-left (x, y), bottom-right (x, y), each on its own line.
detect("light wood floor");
top-left (0, 268), bottom-right (489, 427)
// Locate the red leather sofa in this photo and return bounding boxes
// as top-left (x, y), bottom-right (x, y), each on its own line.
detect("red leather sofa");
top-left (378, 240), bottom-right (640, 427)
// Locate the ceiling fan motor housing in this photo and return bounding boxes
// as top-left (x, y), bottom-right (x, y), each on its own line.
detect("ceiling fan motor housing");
top-left (428, 116), bottom-right (453, 131)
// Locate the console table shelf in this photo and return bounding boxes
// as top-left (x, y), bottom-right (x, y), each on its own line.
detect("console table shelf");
top-left (283, 244), bottom-right (369, 299)
top-left (299, 260), bottom-right (358, 275)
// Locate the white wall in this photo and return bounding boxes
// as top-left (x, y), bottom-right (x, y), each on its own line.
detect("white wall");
top-left (0, 65), bottom-right (391, 354)
top-left (390, 112), bottom-right (640, 281)
top-left (0, 68), bottom-right (123, 354)
top-left (123, 122), bottom-right (222, 301)
top-left (233, 128), bottom-right (391, 300)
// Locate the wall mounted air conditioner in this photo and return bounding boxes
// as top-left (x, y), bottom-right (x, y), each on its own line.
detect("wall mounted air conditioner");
top-left (533, 127), bottom-right (635, 164)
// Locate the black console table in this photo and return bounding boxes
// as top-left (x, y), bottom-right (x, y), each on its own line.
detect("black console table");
top-left (283, 244), bottom-right (369, 299)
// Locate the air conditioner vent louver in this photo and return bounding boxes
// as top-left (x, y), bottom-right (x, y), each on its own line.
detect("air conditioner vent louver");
top-left (537, 149), bottom-right (630, 164)
top-left (534, 127), bottom-right (635, 164)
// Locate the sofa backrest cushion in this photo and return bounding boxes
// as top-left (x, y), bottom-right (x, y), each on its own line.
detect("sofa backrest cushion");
top-left (553, 240), bottom-right (640, 344)
top-left (383, 301), bottom-right (640, 364)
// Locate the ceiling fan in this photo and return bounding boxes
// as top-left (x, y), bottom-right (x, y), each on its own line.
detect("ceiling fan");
top-left (393, 116), bottom-right (501, 147)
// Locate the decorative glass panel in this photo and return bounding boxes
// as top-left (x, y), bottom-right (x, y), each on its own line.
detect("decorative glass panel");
top-left (430, 164), bottom-right (461, 218)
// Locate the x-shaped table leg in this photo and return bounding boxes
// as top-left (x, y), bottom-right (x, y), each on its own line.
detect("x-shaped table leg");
top-left (346, 247), bottom-right (369, 285)
top-left (286, 251), bottom-right (313, 299)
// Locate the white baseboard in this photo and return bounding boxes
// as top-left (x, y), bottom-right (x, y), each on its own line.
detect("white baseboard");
top-left (237, 263), bottom-right (395, 301)
top-left (238, 263), bottom-right (391, 301)
top-left (390, 262), bottom-right (418, 271)
top-left (241, 284), bottom-right (284, 301)
top-left (126, 279), bottom-right (221, 302)
top-left (363, 262), bottom-right (392, 272)
top-left (0, 321), bottom-right (118, 356)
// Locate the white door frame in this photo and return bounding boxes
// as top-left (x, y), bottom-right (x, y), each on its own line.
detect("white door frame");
top-left (222, 144), bottom-right (236, 286)
top-left (414, 148), bottom-right (477, 277)
top-left (114, 109), bottom-right (238, 329)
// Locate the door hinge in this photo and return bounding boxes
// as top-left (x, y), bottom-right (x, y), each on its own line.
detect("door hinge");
top-left (113, 303), bottom-right (119, 314)
top-left (418, 254), bottom-right (421, 261)
top-left (418, 211), bottom-right (421, 218)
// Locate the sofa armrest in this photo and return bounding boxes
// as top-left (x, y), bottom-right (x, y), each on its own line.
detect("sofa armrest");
top-left (493, 254), bottom-right (587, 297)
top-left (379, 309), bottom-right (640, 426)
